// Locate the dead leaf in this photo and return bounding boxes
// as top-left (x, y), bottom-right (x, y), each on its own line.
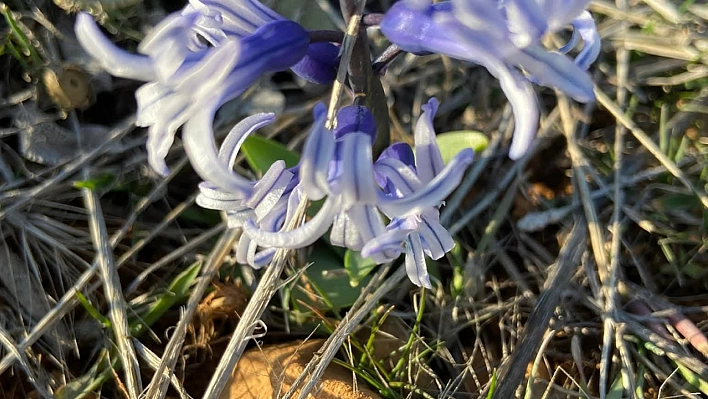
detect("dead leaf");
top-left (221, 339), bottom-right (382, 399)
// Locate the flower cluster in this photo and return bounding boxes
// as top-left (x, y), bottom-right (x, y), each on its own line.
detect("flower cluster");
top-left (75, 0), bottom-right (339, 175)
top-left (380, 0), bottom-right (600, 159)
top-left (195, 99), bottom-right (474, 287)
top-left (74, 0), bottom-right (600, 286)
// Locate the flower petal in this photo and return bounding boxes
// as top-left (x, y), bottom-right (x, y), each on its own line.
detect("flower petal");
top-left (373, 157), bottom-right (422, 197)
top-left (333, 105), bottom-right (377, 141)
top-left (348, 204), bottom-right (386, 243)
top-left (360, 227), bottom-right (411, 260)
top-left (182, 107), bottom-right (253, 194)
top-left (192, 0), bottom-right (283, 38)
top-left (330, 211), bottom-right (364, 250)
top-left (405, 233), bottom-right (431, 288)
top-left (339, 133), bottom-right (378, 206)
top-left (291, 42), bottom-right (340, 85)
top-left (510, 46), bottom-right (594, 102)
top-left (491, 63), bottom-right (540, 160)
top-left (245, 160), bottom-right (294, 220)
top-left (75, 13), bottom-right (156, 81)
top-left (571, 11), bottom-right (601, 70)
top-left (378, 148), bottom-right (474, 218)
top-left (250, 247), bottom-right (276, 269)
top-left (243, 197), bottom-right (338, 249)
top-left (538, 0), bottom-right (591, 32)
top-left (300, 108), bottom-right (334, 200)
top-left (196, 182), bottom-right (246, 210)
top-left (503, 0), bottom-right (548, 48)
top-left (218, 113), bottom-right (275, 168)
top-left (170, 40), bottom-right (241, 95)
top-left (418, 211), bottom-right (455, 259)
top-left (226, 208), bottom-right (254, 228)
top-left (414, 98), bottom-right (445, 184)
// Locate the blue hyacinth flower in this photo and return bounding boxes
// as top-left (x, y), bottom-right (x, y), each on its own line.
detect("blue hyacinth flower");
top-left (75, 0), bottom-right (339, 175)
top-left (190, 100), bottom-right (473, 285)
top-left (380, 0), bottom-right (600, 160)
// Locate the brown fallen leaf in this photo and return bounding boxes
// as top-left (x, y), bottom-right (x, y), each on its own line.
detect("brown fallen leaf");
top-left (220, 339), bottom-right (382, 399)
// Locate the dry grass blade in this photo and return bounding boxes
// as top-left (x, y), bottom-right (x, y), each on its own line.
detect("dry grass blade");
top-left (0, 116), bottom-right (136, 219)
top-left (82, 188), bottom-right (142, 399)
top-left (132, 339), bottom-right (190, 399)
top-left (0, 326), bottom-right (52, 399)
top-left (491, 221), bottom-right (587, 399)
top-left (594, 87), bottom-right (708, 209)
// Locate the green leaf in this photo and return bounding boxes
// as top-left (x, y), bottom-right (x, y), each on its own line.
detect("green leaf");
top-left (485, 369), bottom-right (497, 399)
top-left (435, 130), bottom-right (489, 164)
top-left (344, 250), bottom-right (378, 287)
top-left (291, 246), bottom-right (371, 311)
top-left (241, 135), bottom-right (300, 175)
top-left (75, 291), bottom-right (111, 328)
top-left (73, 173), bottom-right (117, 191)
top-left (606, 372), bottom-right (625, 399)
top-left (130, 261), bottom-right (201, 336)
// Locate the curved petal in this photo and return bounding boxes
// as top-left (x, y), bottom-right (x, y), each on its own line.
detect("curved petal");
top-left (491, 63), bottom-right (540, 160)
top-left (539, 0), bottom-right (591, 32)
top-left (377, 142), bottom-right (415, 167)
top-left (511, 46), bottom-right (594, 102)
top-left (572, 11), bottom-right (601, 70)
top-left (414, 98), bottom-right (445, 184)
top-left (218, 113), bottom-right (275, 168)
top-left (300, 110), bottom-right (334, 200)
top-left (330, 211), bottom-right (364, 250)
top-left (196, 182), bottom-right (246, 210)
top-left (243, 197), bottom-right (338, 249)
top-left (377, 148), bottom-right (475, 218)
top-left (75, 13), bottom-right (156, 81)
top-left (373, 157), bottom-right (422, 197)
top-left (235, 233), bottom-right (253, 265)
top-left (339, 133), bottom-right (378, 206)
top-left (225, 207), bottom-right (254, 228)
top-left (171, 40), bottom-right (241, 95)
top-left (245, 161), bottom-right (294, 219)
top-left (250, 247), bottom-right (276, 269)
top-left (348, 204), bottom-right (386, 244)
top-left (193, 0), bottom-right (283, 38)
top-left (405, 233), bottom-right (431, 288)
top-left (360, 227), bottom-right (411, 259)
top-left (139, 11), bottom-right (197, 55)
top-left (503, 0), bottom-right (548, 48)
top-left (418, 211), bottom-right (455, 259)
top-left (182, 107), bottom-right (253, 194)
top-left (135, 82), bottom-right (172, 127)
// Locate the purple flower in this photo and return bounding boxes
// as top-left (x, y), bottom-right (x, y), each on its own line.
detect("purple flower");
top-left (380, 0), bottom-right (600, 160)
top-left (75, 0), bottom-right (339, 175)
top-left (191, 100), bottom-right (474, 285)
top-left (361, 99), bottom-right (462, 288)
